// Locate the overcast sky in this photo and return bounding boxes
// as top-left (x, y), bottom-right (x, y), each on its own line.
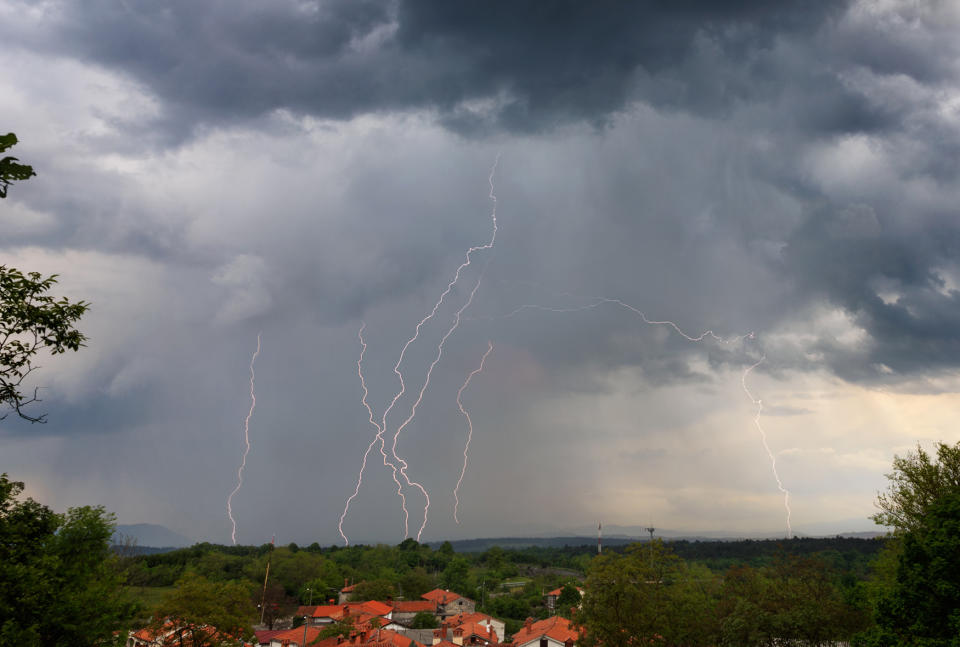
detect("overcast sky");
top-left (3, 0), bottom-right (960, 546)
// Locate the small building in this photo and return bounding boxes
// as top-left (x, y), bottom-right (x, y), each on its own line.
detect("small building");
top-left (422, 589), bottom-right (476, 618)
top-left (544, 587), bottom-right (583, 613)
top-left (510, 617), bottom-right (578, 647)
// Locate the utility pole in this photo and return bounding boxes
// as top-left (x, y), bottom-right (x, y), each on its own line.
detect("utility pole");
top-left (646, 526), bottom-right (655, 567)
top-left (301, 587), bottom-right (312, 647)
top-left (259, 536), bottom-right (275, 626)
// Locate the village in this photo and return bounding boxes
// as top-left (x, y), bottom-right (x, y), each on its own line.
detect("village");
top-left (126, 583), bottom-right (582, 647)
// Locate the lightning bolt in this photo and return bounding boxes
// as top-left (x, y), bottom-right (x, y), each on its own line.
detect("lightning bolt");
top-left (227, 332), bottom-right (261, 545)
top-left (742, 355), bottom-right (792, 538)
top-left (339, 155), bottom-right (500, 544)
top-left (486, 296), bottom-right (754, 345)
top-left (476, 293), bottom-right (795, 534)
top-left (454, 341), bottom-right (494, 524)
top-left (337, 323), bottom-right (406, 546)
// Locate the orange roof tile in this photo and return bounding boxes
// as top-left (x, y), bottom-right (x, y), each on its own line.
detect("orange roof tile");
top-left (422, 589), bottom-right (473, 605)
top-left (448, 611), bottom-right (497, 627)
top-left (511, 616), bottom-right (578, 647)
top-left (270, 625), bottom-right (327, 644)
top-left (356, 600), bottom-right (393, 617)
top-left (313, 604), bottom-right (349, 620)
top-left (388, 600), bottom-right (436, 613)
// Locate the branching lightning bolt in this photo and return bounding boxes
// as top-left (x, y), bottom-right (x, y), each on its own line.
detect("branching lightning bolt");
top-left (227, 332), bottom-right (261, 545)
top-left (338, 323), bottom-right (406, 545)
top-left (476, 293), bottom-right (794, 533)
top-left (339, 155), bottom-right (500, 544)
top-left (742, 355), bottom-right (792, 538)
top-left (454, 341), bottom-right (493, 524)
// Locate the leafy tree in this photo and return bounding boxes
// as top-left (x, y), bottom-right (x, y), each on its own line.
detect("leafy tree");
top-left (0, 133), bottom-right (35, 198)
top-left (399, 567), bottom-right (435, 600)
top-left (872, 441), bottom-right (960, 533)
top-left (1, 132), bottom-right (89, 423)
top-left (256, 581), bottom-right (296, 631)
top-left (856, 490), bottom-right (960, 647)
top-left (717, 555), bottom-right (867, 647)
top-left (556, 584), bottom-right (582, 613)
top-left (153, 572), bottom-right (254, 647)
top-left (350, 579), bottom-right (396, 601)
top-left (410, 611), bottom-right (439, 629)
top-left (440, 556), bottom-right (474, 596)
top-left (577, 541), bottom-right (692, 647)
top-left (0, 473), bottom-right (136, 646)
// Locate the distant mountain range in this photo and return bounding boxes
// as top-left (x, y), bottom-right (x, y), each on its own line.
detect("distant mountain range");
top-left (110, 521), bottom-right (885, 552)
top-left (112, 523), bottom-right (193, 548)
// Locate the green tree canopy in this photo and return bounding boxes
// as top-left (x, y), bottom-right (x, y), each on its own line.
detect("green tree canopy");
top-left (872, 441), bottom-right (960, 533)
top-left (153, 571), bottom-right (254, 647)
top-left (856, 490), bottom-right (960, 647)
top-left (1, 132), bottom-right (89, 423)
top-left (0, 473), bottom-right (135, 646)
top-left (0, 133), bottom-right (35, 198)
top-left (556, 584), bottom-right (582, 612)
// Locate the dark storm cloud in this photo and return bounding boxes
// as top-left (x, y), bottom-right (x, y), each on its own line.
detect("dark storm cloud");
top-left (3, 0), bottom-right (854, 141)
top-left (780, 203), bottom-right (960, 381)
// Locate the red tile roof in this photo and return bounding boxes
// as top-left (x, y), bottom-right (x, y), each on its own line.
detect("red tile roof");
top-left (355, 600), bottom-right (393, 617)
top-left (388, 600), bottom-right (437, 613)
top-left (312, 604), bottom-right (349, 620)
top-left (510, 617), bottom-right (578, 647)
top-left (269, 625), bottom-right (327, 645)
top-left (456, 622), bottom-right (498, 642)
top-left (448, 612), bottom-right (498, 627)
top-left (546, 587), bottom-right (584, 597)
top-left (422, 589), bottom-right (473, 605)
top-left (312, 628), bottom-right (424, 647)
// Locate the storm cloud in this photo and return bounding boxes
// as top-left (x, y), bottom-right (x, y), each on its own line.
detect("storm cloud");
top-left (2, 0), bottom-right (960, 544)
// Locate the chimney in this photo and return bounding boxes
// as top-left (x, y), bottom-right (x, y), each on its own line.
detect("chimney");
top-left (564, 640), bottom-right (575, 647)
top-left (524, 618), bottom-right (534, 631)
top-left (453, 628), bottom-right (464, 646)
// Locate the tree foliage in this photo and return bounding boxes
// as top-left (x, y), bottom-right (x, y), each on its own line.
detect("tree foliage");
top-left (153, 572), bottom-right (254, 647)
top-left (872, 441), bottom-right (960, 533)
top-left (0, 473), bottom-right (135, 646)
top-left (0, 133), bottom-right (35, 198)
top-left (556, 584), bottom-right (582, 612)
top-left (854, 443), bottom-right (960, 646)
top-left (1, 132), bottom-right (89, 423)
top-left (576, 541), bottom-right (866, 647)
top-left (0, 266), bottom-right (89, 422)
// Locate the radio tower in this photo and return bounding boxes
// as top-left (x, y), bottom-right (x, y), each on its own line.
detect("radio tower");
top-left (597, 521), bottom-right (602, 554)
top-left (646, 526), bottom-right (655, 543)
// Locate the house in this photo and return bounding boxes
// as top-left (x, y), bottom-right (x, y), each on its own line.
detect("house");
top-left (339, 580), bottom-right (363, 604)
top-left (421, 589), bottom-right (476, 618)
top-left (297, 601), bottom-right (393, 627)
top-left (311, 627), bottom-right (427, 647)
top-left (544, 587), bottom-right (584, 613)
top-left (510, 617), bottom-right (578, 647)
top-left (431, 622), bottom-right (500, 647)
top-left (386, 599), bottom-right (438, 626)
top-left (446, 612), bottom-right (505, 645)
top-left (267, 625), bottom-right (328, 647)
